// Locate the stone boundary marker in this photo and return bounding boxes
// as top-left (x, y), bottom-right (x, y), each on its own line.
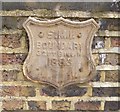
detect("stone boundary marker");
top-left (0, 8), bottom-right (119, 111)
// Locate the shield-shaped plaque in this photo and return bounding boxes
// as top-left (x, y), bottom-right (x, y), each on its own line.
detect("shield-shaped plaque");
top-left (23, 17), bottom-right (99, 90)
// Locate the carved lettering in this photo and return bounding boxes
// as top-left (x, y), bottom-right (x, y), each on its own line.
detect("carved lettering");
top-left (48, 58), bottom-right (72, 66)
top-left (36, 41), bottom-right (81, 51)
top-left (47, 30), bottom-right (76, 39)
top-left (36, 30), bottom-right (82, 67)
top-left (48, 31), bottom-right (54, 39)
top-left (36, 50), bottom-right (81, 57)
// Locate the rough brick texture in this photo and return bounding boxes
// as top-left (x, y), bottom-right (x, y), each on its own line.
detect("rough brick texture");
top-left (1, 70), bottom-right (18, 81)
top-left (105, 71), bottom-right (119, 82)
top-left (2, 100), bottom-right (25, 110)
top-left (52, 100), bottom-right (71, 110)
top-left (0, 34), bottom-right (21, 48)
top-left (91, 71), bottom-right (101, 81)
top-left (1, 70), bottom-right (29, 81)
top-left (93, 87), bottom-right (119, 97)
top-left (28, 101), bottom-right (46, 110)
top-left (1, 53), bottom-right (27, 65)
top-left (0, 2), bottom-right (119, 111)
top-left (105, 101), bottom-right (120, 111)
top-left (105, 54), bottom-right (119, 65)
top-left (75, 101), bottom-right (101, 110)
top-left (1, 86), bottom-right (35, 97)
top-left (40, 85), bottom-right (87, 97)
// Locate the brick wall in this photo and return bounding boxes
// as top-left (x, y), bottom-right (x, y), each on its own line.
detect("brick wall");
top-left (0, 2), bottom-right (119, 111)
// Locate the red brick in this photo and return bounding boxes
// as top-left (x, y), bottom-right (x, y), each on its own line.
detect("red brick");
top-left (0, 53), bottom-right (27, 65)
top-left (111, 37), bottom-right (120, 47)
top-left (0, 34), bottom-right (21, 48)
top-left (28, 101), bottom-right (46, 110)
top-left (75, 101), bottom-right (100, 110)
top-left (1, 86), bottom-right (35, 97)
top-left (2, 99), bottom-right (25, 110)
top-left (52, 100), bottom-right (71, 110)
top-left (1, 86), bottom-right (20, 97)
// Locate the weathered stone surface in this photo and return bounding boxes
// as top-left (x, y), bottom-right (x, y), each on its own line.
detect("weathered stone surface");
top-left (52, 100), bottom-right (71, 110)
top-left (28, 101), bottom-right (46, 110)
top-left (92, 87), bottom-right (119, 97)
top-left (23, 17), bottom-right (99, 90)
top-left (0, 6), bottom-right (120, 19)
top-left (2, 2), bottom-right (120, 13)
top-left (75, 101), bottom-right (100, 110)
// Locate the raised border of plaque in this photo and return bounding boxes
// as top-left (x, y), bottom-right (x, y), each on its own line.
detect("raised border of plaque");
top-left (23, 17), bottom-right (99, 90)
